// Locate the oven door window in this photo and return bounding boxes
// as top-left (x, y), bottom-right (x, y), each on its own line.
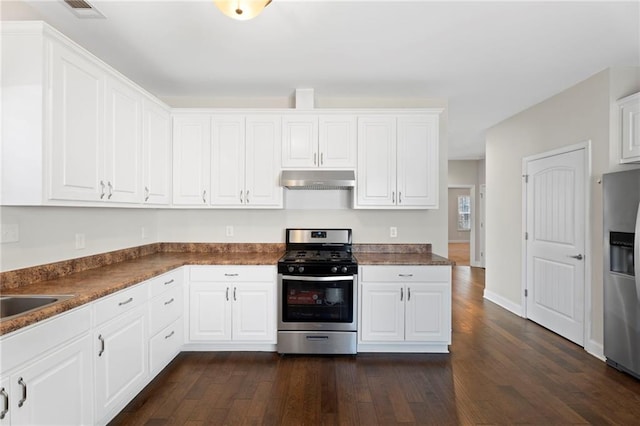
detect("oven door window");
top-left (282, 278), bottom-right (353, 323)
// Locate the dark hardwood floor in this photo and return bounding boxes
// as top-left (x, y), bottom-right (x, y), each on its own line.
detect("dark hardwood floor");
top-left (111, 267), bottom-right (640, 425)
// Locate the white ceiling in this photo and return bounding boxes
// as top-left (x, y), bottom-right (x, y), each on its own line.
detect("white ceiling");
top-left (3, 1), bottom-right (640, 159)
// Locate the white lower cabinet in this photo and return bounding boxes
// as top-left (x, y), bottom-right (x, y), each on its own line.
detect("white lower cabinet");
top-left (187, 266), bottom-right (276, 348)
top-left (0, 306), bottom-right (93, 426)
top-left (359, 265), bottom-right (451, 353)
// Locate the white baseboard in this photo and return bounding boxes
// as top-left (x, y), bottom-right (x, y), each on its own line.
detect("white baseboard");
top-left (585, 339), bottom-right (605, 361)
top-left (483, 289), bottom-right (524, 317)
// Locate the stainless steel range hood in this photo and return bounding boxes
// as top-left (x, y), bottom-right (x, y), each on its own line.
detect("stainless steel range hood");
top-left (280, 170), bottom-right (355, 190)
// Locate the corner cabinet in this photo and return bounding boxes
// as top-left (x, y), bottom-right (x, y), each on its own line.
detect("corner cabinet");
top-left (142, 98), bottom-right (172, 205)
top-left (186, 266), bottom-right (277, 350)
top-left (618, 92), bottom-right (640, 163)
top-left (355, 113), bottom-right (440, 209)
top-left (358, 265), bottom-right (451, 353)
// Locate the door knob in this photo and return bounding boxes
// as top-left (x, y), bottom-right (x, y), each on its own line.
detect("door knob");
top-left (568, 254), bottom-right (583, 260)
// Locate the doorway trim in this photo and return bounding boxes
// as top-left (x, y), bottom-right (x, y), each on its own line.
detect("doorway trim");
top-left (521, 141), bottom-right (592, 347)
top-left (448, 184), bottom-right (477, 266)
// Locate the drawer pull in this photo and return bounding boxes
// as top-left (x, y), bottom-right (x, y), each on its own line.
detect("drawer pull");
top-left (164, 298), bottom-right (175, 306)
top-left (0, 387), bottom-right (8, 419)
top-left (398, 274), bottom-right (413, 277)
top-left (164, 279), bottom-right (175, 286)
top-left (224, 273), bottom-right (239, 277)
top-left (118, 297), bottom-right (133, 306)
top-left (408, 287), bottom-right (411, 301)
top-left (165, 330), bottom-right (175, 340)
top-left (17, 378), bottom-right (26, 408)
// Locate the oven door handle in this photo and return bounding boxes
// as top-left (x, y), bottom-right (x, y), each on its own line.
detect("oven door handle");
top-left (281, 275), bottom-right (354, 281)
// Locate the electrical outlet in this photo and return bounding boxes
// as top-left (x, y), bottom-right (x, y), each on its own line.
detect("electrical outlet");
top-left (390, 227), bottom-right (398, 238)
top-left (1, 224), bottom-right (19, 243)
top-left (75, 233), bottom-right (86, 250)
top-left (141, 227), bottom-right (147, 240)
top-left (226, 226), bottom-right (234, 237)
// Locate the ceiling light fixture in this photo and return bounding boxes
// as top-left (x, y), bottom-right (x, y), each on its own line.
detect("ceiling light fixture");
top-left (213, 0), bottom-right (272, 21)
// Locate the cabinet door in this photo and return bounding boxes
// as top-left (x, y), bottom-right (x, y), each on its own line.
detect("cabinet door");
top-left (189, 283), bottom-right (232, 341)
top-left (211, 115), bottom-right (245, 206)
top-left (405, 282), bottom-right (451, 343)
top-left (173, 115), bottom-right (211, 205)
top-left (282, 115), bottom-right (318, 168)
top-left (94, 305), bottom-right (148, 422)
top-left (0, 376), bottom-right (8, 425)
top-left (360, 283), bottom-right (404, 342)
top-left (245, 115), bottom-right (282, 207)
top-left (10, 334), bottom-right (93, 426)
top-left (356, 116), bottom-right (397, 206)
top-left (397, 115), bottom-right (439, 208)
top-left (232, 282), bottom-right (276, 342)
top-left (619, 93), bottom-right (640, 163)
top-left (49, 41), bottom-right (104, 202)
top-left (319, 115), bottom-right (357, 168)
top-left (142, 99), bottom-right (172, 204)
top-left (104, 76), bottom-right (142, 203)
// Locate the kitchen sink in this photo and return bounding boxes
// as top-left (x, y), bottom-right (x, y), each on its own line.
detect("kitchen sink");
top-left (0, 295), bottom-right (74, 320)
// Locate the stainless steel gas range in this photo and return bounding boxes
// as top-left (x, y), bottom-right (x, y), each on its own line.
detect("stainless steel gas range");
top-left (277, 229), bottom-right (358, 354)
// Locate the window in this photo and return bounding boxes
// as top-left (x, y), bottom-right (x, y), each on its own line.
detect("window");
top-left (458, 195), bottom-right (471, 231)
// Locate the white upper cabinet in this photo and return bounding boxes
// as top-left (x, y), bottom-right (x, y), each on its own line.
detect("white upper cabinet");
top-left (142, 98), bottom-right (172, 205)
top-left (282, 115), bottom-right (356, 168)
top-left (172, 114), bottom-right (212, 206)
top-left (356, 113), bottom-right (440, 209)
top-left (0, 22), bottom-right (169, 206)
top-left (618, 92), bottom-right (640, 163)
top-left (49, 39), bottom-right (105, 202)
top-left (210, 114), bottom-right (282, 208)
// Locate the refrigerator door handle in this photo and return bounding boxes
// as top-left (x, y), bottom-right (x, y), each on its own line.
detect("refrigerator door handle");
top-left (635, 201), bottom-right (640, 302)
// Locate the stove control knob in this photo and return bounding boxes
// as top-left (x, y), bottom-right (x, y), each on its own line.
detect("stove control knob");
top-left (331, 266), bottom-right (338, 273)
top-left (298, 266), bottom-right (305, 273)
top-left (287, 266), bottom-right (295, 273)
top-left (341, 266), bottom-right (348, 274)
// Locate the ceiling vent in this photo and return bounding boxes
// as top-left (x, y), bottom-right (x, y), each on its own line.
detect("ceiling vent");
top-left (62, 0), bottom-right (105, 18)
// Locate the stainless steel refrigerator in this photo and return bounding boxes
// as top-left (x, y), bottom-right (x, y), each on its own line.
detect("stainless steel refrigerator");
top-left (604, 169), bottom-right (640, 379)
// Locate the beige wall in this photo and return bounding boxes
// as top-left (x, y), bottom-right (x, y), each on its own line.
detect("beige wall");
top-left (448, 188), bottom-right (471, 242)
top-left (485, 67), bottom-right (640, 356)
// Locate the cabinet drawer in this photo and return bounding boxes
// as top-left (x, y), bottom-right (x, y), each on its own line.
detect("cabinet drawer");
top-left (149, 286), bottom-right (183, 336)
top-left (149, 318), bottom-right (183, 375)
top-left (94, 283), bottom-right (149, 326)
top-left (360, 265), bottom-right (450, 283)
top-left (149, 268), bottom-right (183, 299)
top-left (189, 265), bottom-right (275, 282)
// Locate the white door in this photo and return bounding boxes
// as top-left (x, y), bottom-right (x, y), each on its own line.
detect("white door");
top-left (172, 115), bottom-right (211, 205)
top-left (9, 335), bottom-right (93, 426)
top-left (189, 283), bottom-right (232, 341)
top-left (232, 282), bottom-right (276, 342)
top-left (405, 282), bottom-right (450, 342)
top-left (397, 115), bottom-right (439, 207)
top-left (142, 99), bottom-right (172, 205)
top-left (318, 115), bottom-right (357, 168)
top-left (360, 283), bottom-right (404, 341)
top-left (245, 115), bottom-right (282, 207)
top-left (282, 115), bottom-right (318, 168)
top-left (525, 148), bottom-right (586, 345)
top-left (356, 116), bottom-right (397, 207)
top-left (211, 115), bottom-right (245, 206)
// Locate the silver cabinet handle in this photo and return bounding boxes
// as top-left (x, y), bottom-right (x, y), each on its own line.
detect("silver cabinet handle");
top-left (98, 334), bottom-right (105, 357)
top-left (408, 287), bottom-right (411, 301)
top-left (399, 192), bottom-right (402, 204)
top-left (233, 287), bottom-right (237, 301)
top-left (568, 254), bottom-right (583, 260)
top-left (144, 186), bottom-right (150, 202)
top-left (118, 297), bottom-right (133, 306)
top-left (400, 287), bottom-right (404, 301)
top-left (165, 330), bottom-right (175, 340)
top-left (202, 190), bottom-right (207, 204)
top-left (17, 378), bottom-right (26, 408)
top-left (164, 298), bottom-right (175, 306)
top-left (107, 181), bottom-right (113, 199)
top-left (226, 287), bottom-right (229, 301)
top-left (398, 274), bottom-right (413, 277)
top-left (392, 192), bottom-right (395, 203)
top-left (164, 279), bottom-right (175, 286)
top-left (100, 180), bottom-right (106, 199)
top-left (0, 387), bottom-right (8, 419)
top-left (224, 273), bottom-right (239, 277)
top-left (320, 152), bottom-right (324, 165)
top-left (240, 190), bottom-right (243, 203)
top-left (246, 190), bottom-right (249, 204)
